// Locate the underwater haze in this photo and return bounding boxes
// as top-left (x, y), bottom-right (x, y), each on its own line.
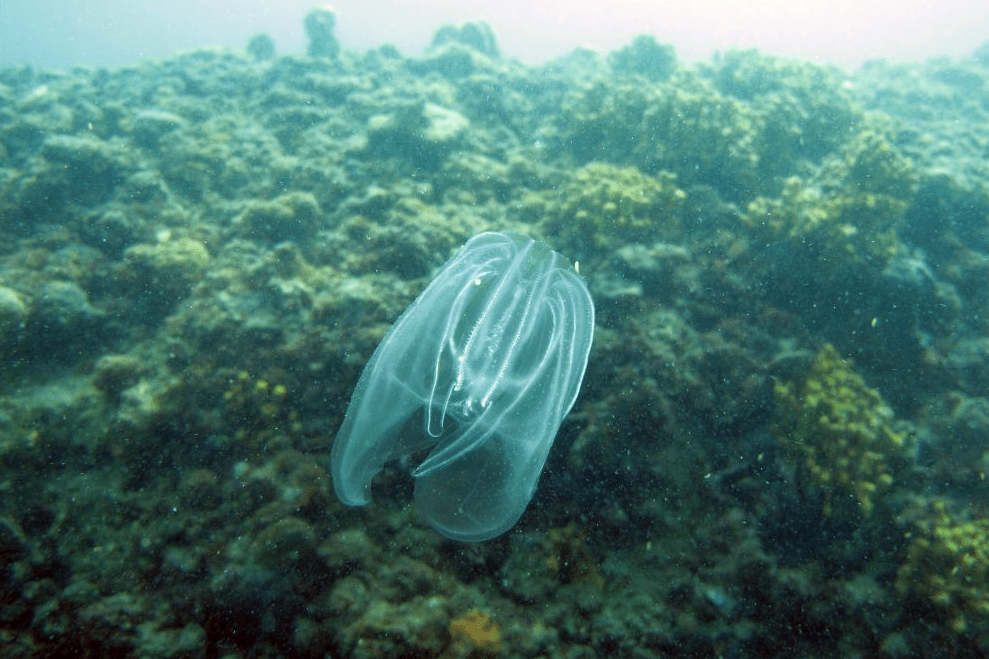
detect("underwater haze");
top-left (2, 0), bottom-right (989, 70)
top-left (2, 3), bottom-right (989, 659)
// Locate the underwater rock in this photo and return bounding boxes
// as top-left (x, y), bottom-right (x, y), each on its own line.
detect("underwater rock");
top-left (319, 529), bottom-right (378, 577)
top-left (76, 592), bottom-right (205, 659)
top-left (246, 33), bottom-right (276, 61)
top-left (129, 110), bottom-right (186, 150)
top-left (11, 134), bottom-right (130, 227)
top-left (249, 517), bottom-right (319, 575)
top-left (39, 134), bottom-right (130, 203)
top-left (614, 241), bottom-right (692, 298)
top-left (0, 517), bottom-right (30, 580)
top-left (533, 162), bottom-right (686, 255)
top-left (115, 378), bottom-right (165, 431)
top-left (233, 191), bottom-right (321, 243)
top-left (446, 609), bottom-right (502, 657)
top-left (772, 344), bottom-right (911, 517)
top-left (91, 353), bottom-right (144, 398)
top-left (119, 236), bottom-right (209, 320)
top-left (431, 21), bottom-right (500, 59)
top-left (897, 499), bottom-right (989, 643)
top-left (414, 44), bottom-right (474, 78)
top-left (420, 104), bottom-right (471, 144)
top-left (79, 208), bottom-right (143, 258)
top-left (0, 285), bottom-right (27, 345)
top-left (918, 392), bottom-right (989, 490)
top-left (364, 102), bottom-right (468, 170)
top-left (743, 131), bottom-right (915, 271)
top-left (178, 468), bottom-right (223, 510)
top-left (200, 565), bottom-right (302, 654)
top-left (337, 599), bottom-right (447, 659)
top-left (304, 6), bottom-right (339, 59)
top-left (609, 34), bottom-right (677, 81)
top-left (32, 280), bottom-right (105, 339)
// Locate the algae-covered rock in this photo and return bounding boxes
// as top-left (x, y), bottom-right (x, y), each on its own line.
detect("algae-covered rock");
top-left (609, 34), bottom-right (677, 81)
top-left (119, 236), bottom-right (209, 319)
top-left (337, 599), bottom-right (448, 659)
top-left (446, 609), bottom-right (502, 657)
top-left (233, 191), bottom-right (322, 243)
top-left (250, 517), bottom-right (319, 574)
top-left (304, 6), bottom-right (339, 59)
top-left (741, 131), bottom-right (925, 370)
top-left (772, 344), bottom-right (911, 517)
top-left (79, 205), bottom-right (148, 259)
top-left (897, 500), bottom-right (989, 644)
top-left (499, 524), bottom-right (603, 603)
top-left (436, 151), bottom-right (513, 204)
top-left (32, 280), bottom-right (106, 341)
top-left (157, 115), bottom-right (283, 201)
top-left (614, 242), bottom-right (692, 297)
top-left (552, 77), bottom-right (656, 166)
top-left (75, 592), bottom-right (205, 659)
top-left (319, 529), bottom-right (378, 576)
top-left (91, 353), bottom-right (144, 398)
top-left (129, 110), bottom-right (186, 150)
top-left (0, 285), bottom-right (28, 344)
top-left (364, 102), bottom-right (469, 170)
top-left (552, 50), bottom-right (860, 203)
top-left (200, 565), bottom-right (302, 654)
top-left (324, 195), bottom-right (470, 279)
top-left (408, 43), bottom-right (481, 79)
top-left (115, 377), bottom-right (166, 432)
top-left (532, 162), bottom-right (686, 255)
top-left (178, 468), bottom-right (223, 510)
top-left (744, 130), bottom-right (917, 271)
top-left (918, 393), bottom-right (989, 492)
top-left (431, 21), bottom-right (500, 59)
top-left (40, 134), bottom-right (130, 181)
top-left (246, 33), bottom-right (276, 61)
top-left (10, 134), bottom-right (131, 228)
top-left (710, 49), bottom-right (859, 163)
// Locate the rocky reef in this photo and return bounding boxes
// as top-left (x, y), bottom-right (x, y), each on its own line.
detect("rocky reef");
top-left (1, 14), bottom-right (988, 659)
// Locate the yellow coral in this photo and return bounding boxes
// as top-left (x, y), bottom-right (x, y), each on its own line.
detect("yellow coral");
top-left (743, 131), bottom-right (915, 275)
top-left (221, 369), bottom-right (300, 439)
top-left (772, 344), bottom-right (909, 516)
top-left (447, 610), bottom-right (501, 657)
top-left (897, 500), bottom-right (989, 637)
top-left (536, 162), bottom-right (686, 254)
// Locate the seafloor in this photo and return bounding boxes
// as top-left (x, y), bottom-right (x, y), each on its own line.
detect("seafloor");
top-left (1, 16), bottom-right (988, 659)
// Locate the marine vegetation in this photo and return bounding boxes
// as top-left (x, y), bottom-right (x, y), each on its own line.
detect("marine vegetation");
top-left (772, 343), bottom-right (911, 517)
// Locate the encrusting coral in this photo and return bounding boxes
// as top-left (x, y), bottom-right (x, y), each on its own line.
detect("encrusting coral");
top-left (529, 162), bottom-right (686, 255)
top-left (897, 499), bottom-right (989, 639)
top-left (743, 130), bottom-right (917, 276)
top-left (444, 609), bottom-right (502, 657)
top-left (772, 343), bottom-right (910, 517)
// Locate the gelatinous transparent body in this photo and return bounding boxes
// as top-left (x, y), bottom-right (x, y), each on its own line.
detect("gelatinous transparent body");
top-left (331, 232), bottom-right (594, 541)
